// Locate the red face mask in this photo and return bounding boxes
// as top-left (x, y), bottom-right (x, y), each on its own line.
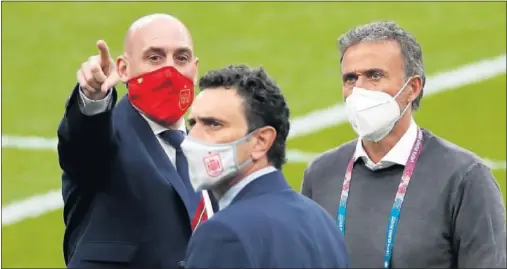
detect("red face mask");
top-left (127, 66), bottom-right (194, 126)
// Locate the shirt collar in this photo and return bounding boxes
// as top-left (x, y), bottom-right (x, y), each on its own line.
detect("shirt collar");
top-left (354, 118), bottom-right (418, 170)
top-left (218, 166), bottom-right (277, 210)
top-left (140, 113), bottom-right (187, 135)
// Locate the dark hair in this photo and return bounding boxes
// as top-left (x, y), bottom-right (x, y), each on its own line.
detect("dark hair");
top-left (198, 64), bottom-right (290, 169)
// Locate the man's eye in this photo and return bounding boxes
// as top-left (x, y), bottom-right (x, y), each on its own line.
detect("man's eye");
top-left (369, 71), bottom-right (383, 80)
top-left (175, 55), bottom-right (189, 63)
top-left (149, 55), bottom-right (163, 62)
top-left (209, 121), bottom-right (221, 127)
top-left (343, 74), bottom-right (357, 83)
top-left (202, 119), bottom-right (222, 127)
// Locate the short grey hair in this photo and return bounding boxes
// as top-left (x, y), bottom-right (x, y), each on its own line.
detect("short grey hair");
top-left (338, 21), bottom-right (425, 111)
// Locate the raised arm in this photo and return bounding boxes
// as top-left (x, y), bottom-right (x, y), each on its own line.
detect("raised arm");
top-left (57, 40), bottom-right (120, 187)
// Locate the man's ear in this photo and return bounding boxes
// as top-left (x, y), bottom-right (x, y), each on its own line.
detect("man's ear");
top-left (250, 126), bottom-right (277, 161)
top-left (194, 57), bottom-right (200, 86)
top-left (116, 56), bottom-right (129, 83)
top-left (407, 75), bottom-right (423, 103)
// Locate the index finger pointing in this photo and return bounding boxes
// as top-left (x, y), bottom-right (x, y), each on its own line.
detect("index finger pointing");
top-left (97, 40), bottom-right (111, 64)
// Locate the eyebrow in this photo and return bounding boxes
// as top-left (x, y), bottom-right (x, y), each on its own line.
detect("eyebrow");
top-left (189, 116), bottom-right (227, 124)
top-left (342, 68), bottom-right (386, 80)
top-left (142, 46), bottom-right (193, 57)
top-left (199, 116), bottom-right (225, 122)
top-left (142, 46), bottom-right (165, 56)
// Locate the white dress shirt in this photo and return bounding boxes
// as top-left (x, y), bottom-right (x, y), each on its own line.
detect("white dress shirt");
top-left (354, 118), bottom-right (418, 171)
top-left (218, 166), bottom-right (277, 210)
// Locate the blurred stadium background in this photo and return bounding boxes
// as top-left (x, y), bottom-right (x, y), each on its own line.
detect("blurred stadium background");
top-left (1, 1), bottom-right (506, 267)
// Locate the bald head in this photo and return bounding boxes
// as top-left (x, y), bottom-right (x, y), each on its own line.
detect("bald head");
top-left (124, 13), bottom-right (193, 56)
top-left (116, 13), bottom-right (198, 87)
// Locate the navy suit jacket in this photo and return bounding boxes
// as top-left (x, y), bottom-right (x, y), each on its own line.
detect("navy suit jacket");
top-left (57, 85), bottom-right (210, 268)
top-left (185, 170), bottom-right (349, 268)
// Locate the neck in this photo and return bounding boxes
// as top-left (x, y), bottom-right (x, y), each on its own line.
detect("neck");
top-left (362, 113), bottom-right (412, 163)
top-left (163, 117), bottom-right (185, 130)
top-left (132, 103), bottom-right (185, 130)
top-left (148, 115), bottom-right (184, 130)
top-left (142, 111), bottom-right (184, 130)
top-left (212, 159), bottom-right (269, 200)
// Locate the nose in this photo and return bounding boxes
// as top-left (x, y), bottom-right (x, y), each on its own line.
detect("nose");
top-left (188, 124), bottom-right (205, 140)
top-left (354, 75), bottom-right (370, 89)
top-left (342, 87), bottom-right (351, 99)
top-left (343, 75), bottom-right (371, 99)
top-left (163, 57), bottom-right (176, 67)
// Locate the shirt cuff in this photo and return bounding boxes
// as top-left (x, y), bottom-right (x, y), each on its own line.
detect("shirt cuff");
top-left (77, 87), bottom-right (113, 116)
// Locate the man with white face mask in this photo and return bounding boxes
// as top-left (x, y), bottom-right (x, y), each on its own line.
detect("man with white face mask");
top-left (181, 64), bottom-right (349, 268)
top-left (301, 21), bottom-right (506, 268)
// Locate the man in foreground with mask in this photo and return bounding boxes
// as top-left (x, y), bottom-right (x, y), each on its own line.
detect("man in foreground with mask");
top-left (57, 14), bottom-right (215, 268)
top-left (181, 64), bottom-right (348, 268)
top-left (301, 21), bottom-right (506, 268)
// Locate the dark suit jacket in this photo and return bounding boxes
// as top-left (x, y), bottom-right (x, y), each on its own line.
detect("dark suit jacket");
top-left (57, 85), bottom-right (207, 268)
top-left (184, 170), bottom-right (349, 268)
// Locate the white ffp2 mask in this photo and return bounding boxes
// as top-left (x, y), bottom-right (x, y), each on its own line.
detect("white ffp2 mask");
top-left (345, 80), bottom-right (412, 142)
top-left (180, 133), bottom-right (254, 192)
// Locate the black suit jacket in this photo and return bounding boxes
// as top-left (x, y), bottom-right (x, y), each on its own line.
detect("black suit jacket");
top-left (57, 85), bottom-right (212, 268)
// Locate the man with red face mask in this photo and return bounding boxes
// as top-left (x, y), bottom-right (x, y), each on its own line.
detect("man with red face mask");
top-left (57, 14), bottom-right (215, 268)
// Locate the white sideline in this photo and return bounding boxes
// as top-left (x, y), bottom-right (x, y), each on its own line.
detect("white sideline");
top-left (286, 149), bottom-right (507, 170)
top-left (2, 149), bottom-right (505, 226)
top-left (2, 54), bottom-right (506, 226)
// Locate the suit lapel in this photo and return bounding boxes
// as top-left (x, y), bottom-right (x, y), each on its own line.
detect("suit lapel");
top-left (120, 96), bottom-right (193, 219)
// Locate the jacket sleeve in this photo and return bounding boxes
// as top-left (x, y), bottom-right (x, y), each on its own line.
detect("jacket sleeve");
top-left (57, 83), bottom-right (118, 188)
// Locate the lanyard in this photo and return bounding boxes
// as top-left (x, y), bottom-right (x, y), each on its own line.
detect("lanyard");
top-left (337, 128), bottom-right (423, 269)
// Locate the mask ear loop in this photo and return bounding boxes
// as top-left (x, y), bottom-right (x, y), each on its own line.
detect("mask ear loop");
top-left (393, 77), bottom-right (412, 99)
top-left (232, 128), bottom-right (263, 170)
top-left (399, 100), bottom-right (412, 118)
top-left (394, 77), bottom-right (416, 118)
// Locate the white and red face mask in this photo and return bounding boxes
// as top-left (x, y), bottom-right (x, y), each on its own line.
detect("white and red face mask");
top-left (180, 132), bottom-right (256, 192)
top-left (127, 66), bottom-right (194, 125)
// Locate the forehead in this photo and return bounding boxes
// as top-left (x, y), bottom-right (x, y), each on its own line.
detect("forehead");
top-left (341, 40), bottom-right (403, 74)
top-left (128, 18), bottom-right (193, 54)
top-left (190, 88), bottom-right (246, 122)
